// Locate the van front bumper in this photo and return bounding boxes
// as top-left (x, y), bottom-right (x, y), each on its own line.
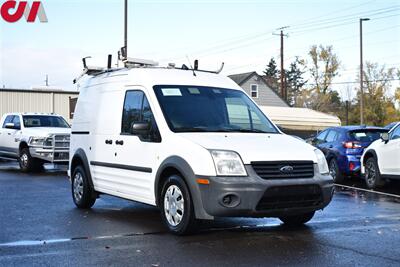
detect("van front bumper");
top-left (197, 165), bottom-right (334, 218)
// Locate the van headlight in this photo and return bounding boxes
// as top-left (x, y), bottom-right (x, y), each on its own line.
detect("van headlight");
top-left (314, 149), bottom-right (329, 175)
top-left (210, 150), bottom-right (247, 176)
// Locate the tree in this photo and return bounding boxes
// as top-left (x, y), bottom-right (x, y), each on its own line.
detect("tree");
top-left (286, 57), bottom-right (307, 106)
top-left (348, 62), bottom-right (400, 126)
top-left (300, 45), bottom-right (341, 113)
top-left (309, 45), bottom-right (340, 95)
top-left (263, 57), bottom-right (279, 91)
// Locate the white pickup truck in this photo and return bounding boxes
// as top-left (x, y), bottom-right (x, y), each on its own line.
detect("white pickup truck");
top-left (0, 113), bottom-right (71, 172)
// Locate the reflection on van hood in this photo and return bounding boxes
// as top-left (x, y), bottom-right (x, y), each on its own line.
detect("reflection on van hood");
top-left (178, 133), bottom-right (317, 164)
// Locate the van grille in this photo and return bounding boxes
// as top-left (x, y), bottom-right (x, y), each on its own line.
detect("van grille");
top-left (251, 161), bottom-right (314, 179)
top-left (256, 185), bottom-right (323, 211)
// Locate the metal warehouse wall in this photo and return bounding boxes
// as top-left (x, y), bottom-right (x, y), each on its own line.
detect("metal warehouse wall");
top-left (0, 89), bottom-right (79, 122)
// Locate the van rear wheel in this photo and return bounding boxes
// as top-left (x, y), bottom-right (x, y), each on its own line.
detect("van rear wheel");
top-left (160, 175), bottom-right (197, 235)
top-left (71, 166), bottom-right (96, 209)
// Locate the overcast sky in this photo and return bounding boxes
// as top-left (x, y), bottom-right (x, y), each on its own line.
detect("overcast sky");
top-left (0, 0), bottom-right (399, 100)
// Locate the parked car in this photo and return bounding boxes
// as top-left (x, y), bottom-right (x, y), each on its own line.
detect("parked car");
top-left (0, 113), bottom-right (71, 172)
top-left (361, 122), bottom-right (400, 189)
top-left (69, 65), bottom-right (334, 235)
top-left (308, 126), bottom-right (388, 183)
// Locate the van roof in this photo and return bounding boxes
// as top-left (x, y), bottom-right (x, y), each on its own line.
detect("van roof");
top-left (82, 67), bottom-right (241, 90)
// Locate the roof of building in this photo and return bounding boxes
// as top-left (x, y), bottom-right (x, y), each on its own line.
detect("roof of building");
top-left (260, 106), bottom-right (341, 131)
top-left (228, 71), bottom-right (288, 107)
top-left (228, 71), bottom-right (256, 85)
top-left (0, 88), bottom-right (79, 94)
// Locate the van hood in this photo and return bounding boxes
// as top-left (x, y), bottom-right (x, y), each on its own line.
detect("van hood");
top-left (177, 133), bottom-right (317, 164)
top-left (23, 127), bottom-right (71, 136)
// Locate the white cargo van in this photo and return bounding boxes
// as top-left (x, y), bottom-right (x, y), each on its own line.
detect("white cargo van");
top-left (69, 65), bottom-right (333, 235)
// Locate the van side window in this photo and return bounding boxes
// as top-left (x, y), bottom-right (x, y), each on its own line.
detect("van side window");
top-left (121, 90), bottom-right (161, 142)
top-left (122, 91), bottom-right (143, 134)
top-left (2, 115), bottom-right (14, 128)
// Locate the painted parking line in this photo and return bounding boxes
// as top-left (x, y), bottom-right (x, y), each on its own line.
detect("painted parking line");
top-left (335, 184), bottom-right (400, 198)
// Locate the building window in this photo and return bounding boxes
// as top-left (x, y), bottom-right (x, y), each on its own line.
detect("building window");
top-left (250, 84), bottom-right (258, 98)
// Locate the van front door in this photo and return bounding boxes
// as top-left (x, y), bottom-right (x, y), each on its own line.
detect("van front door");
top-left (114, 89), bottom-right (162, 205)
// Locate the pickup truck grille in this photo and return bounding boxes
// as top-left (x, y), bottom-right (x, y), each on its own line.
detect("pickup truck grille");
top-left (251, 161), bottom-right (314, 179)
top-left (54, 134), bottom-right (70, 150)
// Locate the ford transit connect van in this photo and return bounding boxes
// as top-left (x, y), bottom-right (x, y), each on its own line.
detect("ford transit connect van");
top-left (69, 66), bottom-right (333, 235)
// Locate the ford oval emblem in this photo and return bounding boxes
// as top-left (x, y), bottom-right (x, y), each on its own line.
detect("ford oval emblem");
top-left (280, 166), bottom-right (294, 174)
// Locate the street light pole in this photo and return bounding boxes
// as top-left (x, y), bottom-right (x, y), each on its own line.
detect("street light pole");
top-left (359, 18), bottom-right (370, 125)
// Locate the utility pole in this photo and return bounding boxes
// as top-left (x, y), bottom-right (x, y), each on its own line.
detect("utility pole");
top-left (45, 74), bottom-right (49, 86)
top-left (124, 0), bottom-right (128, 59)
top-left (273, 27), bottom-right (289, 101)
top-left (359, 18), bottom-right (370, 125)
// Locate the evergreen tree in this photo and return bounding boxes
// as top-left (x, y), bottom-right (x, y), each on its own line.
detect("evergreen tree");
top-left (286, 57), bottom-right (307, 106)
top-left (263, 57), bottom-right (279, 91)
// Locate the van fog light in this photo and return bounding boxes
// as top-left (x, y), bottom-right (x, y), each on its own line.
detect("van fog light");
top-left (220, 194), bottom-right (240, 208)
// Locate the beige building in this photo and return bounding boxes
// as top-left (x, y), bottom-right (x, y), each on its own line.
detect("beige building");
top-left (0, 88), bottom-right (79, 122)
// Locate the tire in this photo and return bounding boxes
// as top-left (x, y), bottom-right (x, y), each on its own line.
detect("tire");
top-left (279, 211), bottom-right (315, 226)
top-left (19, 147), bottom-right (40, 172)
top-left (329, 158), bottom-right (344, 183)
top-left (71, 165), bottom-right (96, 209)
top-left (364, 157), bottom-right (385, 189)
top-left (160, 174), bottom-right (197, 235)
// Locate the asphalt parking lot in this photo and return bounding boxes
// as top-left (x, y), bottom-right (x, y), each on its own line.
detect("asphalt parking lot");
top-left (0, 161), bottom-right (400, 267)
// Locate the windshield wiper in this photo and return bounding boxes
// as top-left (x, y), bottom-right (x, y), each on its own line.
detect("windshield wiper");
top-left (174, 127), bottom-right (210, 132)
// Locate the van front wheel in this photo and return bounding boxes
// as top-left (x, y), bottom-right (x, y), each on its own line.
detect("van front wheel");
top-left (160, 175), bottom-right (197, 235)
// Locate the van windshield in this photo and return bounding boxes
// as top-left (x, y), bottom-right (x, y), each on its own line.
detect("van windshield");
top-left (153, 85), bottom-right (279, 133)
top-left (23, 115), bottom-right (70, 128)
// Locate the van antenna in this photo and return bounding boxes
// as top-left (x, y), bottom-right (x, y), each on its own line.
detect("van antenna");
top-left (215, 62), bottom-right (225, 74)
top-left (186, 55), bottom-right (196, 77)
top-left (107, 54), bottom-right (112, 69)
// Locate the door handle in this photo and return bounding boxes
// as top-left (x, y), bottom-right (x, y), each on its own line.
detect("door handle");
top-left (116, 140), bottom-right (124, 146)
top-left (8, 133), bottom-right (11, 135)
top-left (329, 145), bottom-right (333, 148)
top-left (105, 140), bottom-right (113, 145)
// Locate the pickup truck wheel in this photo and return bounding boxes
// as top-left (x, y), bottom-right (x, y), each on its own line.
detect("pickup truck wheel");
top-left (365, 157), bottom-right (385, 189)
top-left (279, 211), bottom-right (315, 226)
top-left (71, 166), bottom-right (96, 209)
top-left (160, 175), bottom-right (197, 235)
top-left (329, 158), bottom-right (344, 183)
top-left (19, 148), bottom-right (39, 172)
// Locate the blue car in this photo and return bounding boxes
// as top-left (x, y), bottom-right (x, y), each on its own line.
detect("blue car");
top-left (309, 126), bottom-right (388, 182)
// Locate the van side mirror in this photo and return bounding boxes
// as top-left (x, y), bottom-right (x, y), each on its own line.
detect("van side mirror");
top-left (4, 123), bottom-right (16, 129)
top-left (381, 132), bottom-right (389, 143)
top-left (131, 122), bottom-right (150, 135)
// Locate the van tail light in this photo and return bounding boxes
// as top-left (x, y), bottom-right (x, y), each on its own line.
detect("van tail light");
top-left (343, 141), bottom-right (362, 149)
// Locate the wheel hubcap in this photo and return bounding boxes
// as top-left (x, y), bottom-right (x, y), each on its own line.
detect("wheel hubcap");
top-left (329, 161), bottom-right (337, 180)
top-left (366, 161), bottom-right (376, 186)
top-left (73, 172), bottom-right (84, 202)
top-left (20, 153), bottom-right (28, 167)
top-left (164, 185), bottom-right (184, 227)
